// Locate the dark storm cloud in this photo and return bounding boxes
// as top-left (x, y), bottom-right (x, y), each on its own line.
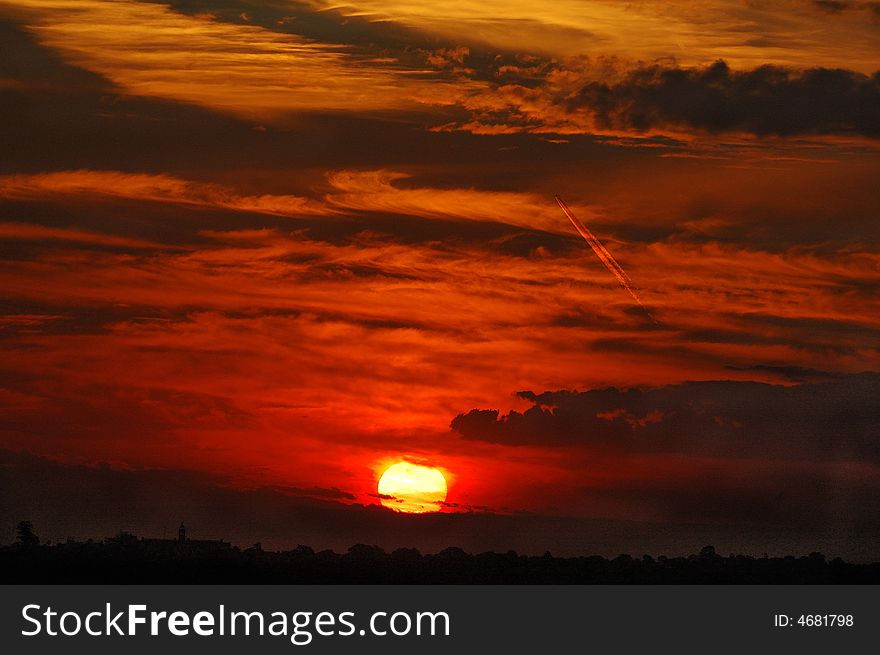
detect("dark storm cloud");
top-left (569, 60), bottom-right (880, 137)
top-left (451, 373), bottom-right (880, 461)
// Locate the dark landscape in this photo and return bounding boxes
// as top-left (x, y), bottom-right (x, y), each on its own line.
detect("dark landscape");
top-left (4, 522), bottom-right (878, 584)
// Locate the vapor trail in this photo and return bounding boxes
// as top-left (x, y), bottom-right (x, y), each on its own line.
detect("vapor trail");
top-left (555, 195), bottom-right (658, 324)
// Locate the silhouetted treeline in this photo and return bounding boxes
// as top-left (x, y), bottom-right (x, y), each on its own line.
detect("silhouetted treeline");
top-left (2, 535), bottom-right (878, 583)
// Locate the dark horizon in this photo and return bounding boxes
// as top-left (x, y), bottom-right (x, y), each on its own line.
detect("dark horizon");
top-left (5, 523), bottom-right (880, 584)
top-left (3, 449), bottom-right (878, 564)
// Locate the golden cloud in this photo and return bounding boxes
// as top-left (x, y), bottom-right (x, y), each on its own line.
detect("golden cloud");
top-left (5, 0), bottom-right (482, 118)
top-left (314, 0), bottom-right (880, 72)
top-left (0, 169), bottom-right (595, 233)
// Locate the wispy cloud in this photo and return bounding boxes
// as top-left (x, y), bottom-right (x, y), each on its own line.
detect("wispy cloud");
top-left (0, 221), bottom-right (172, 249)
top-left (313, 0), bottom-right (880, 71)
top-left (0, 170), bottom-right (332, 216)
top-left (0, 169), bottom-right (590, 233)
top-left (4, 0), bottom-right (481, 118)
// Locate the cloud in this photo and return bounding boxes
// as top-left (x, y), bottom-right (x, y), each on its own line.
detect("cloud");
top-left (424, 46), bottom-right (470, 69)
top-left (723, 364), bottom-right (839, 383)
top-left (7, 1), bottom-right (880, 144)
top-left (324, 169), bottom-right (571, 232)
top-left (1, 0), bottom-right (878, 562)
top-left (313, 0), bottom-right (880, 72)
top-left (2, 172), bottom-right (879, 489)
top-left (572, 61), bottom-right (880, 137)
top-left (0, 168), bottom-right (590, 234)
top-left (5, 0), bottom-right (480, 119)
top-left (0, 383), bottom-right (254, 445)
top-left (273, 485), bottom-right (357, 501)
top-left (448, 60), bottom-right (880, 138)
top-left (451, 373), bottom-right (880, 462)
top-left (12, 1), bottom-right (878, 140)
top-left (0, 170), bottom-right (331, 217)
top-left (814, 0), bottom-right (851, 12)
top-left (0, 222), bottom-right (172, 250)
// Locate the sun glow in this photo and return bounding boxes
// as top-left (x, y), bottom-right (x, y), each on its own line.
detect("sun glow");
top-left (377, 462), bottom-right (448, 513)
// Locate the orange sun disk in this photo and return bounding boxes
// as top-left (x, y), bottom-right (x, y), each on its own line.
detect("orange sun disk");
top-left (377, 462), bottom-right (448, 513)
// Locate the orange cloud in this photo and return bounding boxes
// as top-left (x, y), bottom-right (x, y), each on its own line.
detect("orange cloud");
top-left (2, 0), bottom-right (878, 531)
top-left (0, 170), bottom-right (331, 217)
top-left (2, 164), bottom-right (879, 514)
top-left (0, 169), bottom-right (599, 233)
top-left (5, 0), bottom-right (481, 118)
top-left (324, 170), bottom-right (575, 232)
top-left (314, 0), bottom-right (880, 72)
top-left (0, 222), bottom-right (170, 249)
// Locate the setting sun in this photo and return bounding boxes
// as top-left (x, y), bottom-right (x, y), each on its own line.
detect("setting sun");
top-left (377, 462), bottom-right (448, 513)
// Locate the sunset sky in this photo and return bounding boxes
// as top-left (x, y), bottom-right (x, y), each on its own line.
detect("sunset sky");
top-left (1, 0), bottom-right (879, 556)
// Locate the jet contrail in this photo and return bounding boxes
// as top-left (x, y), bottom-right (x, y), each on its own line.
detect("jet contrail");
top-left (555, 195), bottom-right (658, 324)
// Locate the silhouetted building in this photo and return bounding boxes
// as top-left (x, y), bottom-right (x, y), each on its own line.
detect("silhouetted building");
top-left (136, 522), bottom-right (231, 555)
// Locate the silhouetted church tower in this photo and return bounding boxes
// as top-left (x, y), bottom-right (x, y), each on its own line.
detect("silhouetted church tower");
top-left (178, 522), bottom-right (186, 544)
